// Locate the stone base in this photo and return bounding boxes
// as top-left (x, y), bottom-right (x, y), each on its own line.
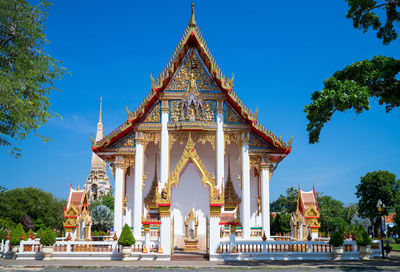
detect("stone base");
top-left (184, 239), bottom-right (199, 252)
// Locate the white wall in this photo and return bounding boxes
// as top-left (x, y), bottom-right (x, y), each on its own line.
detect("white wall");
top-left (250, 167), bottom-right (260, 227)
top-left (125, 166), bottom-right (135, 226)
top-left (142, 142), bottom-right (161, 210)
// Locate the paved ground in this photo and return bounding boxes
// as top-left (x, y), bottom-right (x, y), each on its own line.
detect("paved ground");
top-left (0, 252), bottom-right (399, 271)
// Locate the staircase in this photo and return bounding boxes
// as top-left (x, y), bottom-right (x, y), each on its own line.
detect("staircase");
top-left (171, 249), bottom-right (208, 261)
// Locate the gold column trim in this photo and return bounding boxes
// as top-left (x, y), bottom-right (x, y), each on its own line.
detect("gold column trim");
top-left (157, 132), bottom-right (223, 205)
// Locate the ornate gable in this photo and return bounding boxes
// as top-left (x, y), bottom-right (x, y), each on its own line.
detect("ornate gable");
top-left (305, 204), bottom-right (320, 218)
top-left (166, 49), bottom-right (219, 93)
top-left (64, 205), bottom-right (78, 218)
top-left (142, 101), bottom-right (161, 123)
top-left (224, 102), bottom-right (246, 125)
top-left (249, 132), bottom-right (276, 151)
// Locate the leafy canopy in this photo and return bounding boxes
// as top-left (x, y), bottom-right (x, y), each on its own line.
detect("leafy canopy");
top-left (40, 228), bottom-right (56, 246)
top-left (346, 0), bottom-right (400, 44)
top-left (0, 187), bottom-right (66, 230)
top-left (356, 170), bottom-right (400, 224)
top-left (305, 56), bottom-right (400, 144)
top-left (0, 0), bottom-right (67, 158)
top-left (91, 205), bottom-right (113, 232)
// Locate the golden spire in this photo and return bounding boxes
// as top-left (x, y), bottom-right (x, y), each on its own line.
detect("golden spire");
top-left (98, 97), bottom-right (102, 124)
top-left (188, 2), bottom-right (196, 27)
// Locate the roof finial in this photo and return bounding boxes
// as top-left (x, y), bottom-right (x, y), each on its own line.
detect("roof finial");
top-left (188, 2), bottom-right (196, 27)
top-left (98, 97), bottom-right (103, 124)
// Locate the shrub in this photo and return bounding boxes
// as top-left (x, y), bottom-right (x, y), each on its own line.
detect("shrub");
top-left (329, 231), bottom-right (344, 247)
top-left (36, 228), bottom-right (44, 238)
top-left (118, 224), bottom-right (135, 246)
top-left (9, 224), bottom-right (24, 245)
top-left (356, 228), bottom-right (372, 246)
top-left (27, 229), bottom-right (34, 238)
top-left (40, 229), bottom-right (56, 246)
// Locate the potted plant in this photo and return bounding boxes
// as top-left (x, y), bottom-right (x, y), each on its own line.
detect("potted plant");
top-left (40, 229), bottom-right (56, 260)
top-left (356, 228), bottom-right (372, 260)
top-left (118, 224), bottom-right (135, 261)
top-left (329, 231), bottom-right (344, 260)
top-left (9, 224), bottom-right (24, 255)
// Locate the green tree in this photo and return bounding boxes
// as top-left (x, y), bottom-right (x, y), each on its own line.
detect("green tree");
top-left (317, 194), bottom-right (354, 234)
top-left (89, 192), bottom-right (114, 211)
top-left (0, 0), bottom-right (67, 158)
top-left (0, 187), bottom-right (65, 230)
top-left (271, 213), bottom-right (291, 235)
top-left (91, 205), bottom-right (113, 232)
top-left (355, 170), bottom-right (400, 232)
top-left (270, 187), bottom-right (298, 214)
top-left (304, 1), bottom-right (400, 144)
top-left (346, 0), bottom-right (400, 45)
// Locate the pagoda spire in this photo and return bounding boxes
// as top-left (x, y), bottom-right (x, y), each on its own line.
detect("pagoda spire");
top-left (98, 97), bottom-right (102, 124)
top-left (188, 2), bottom-right (196, 27)
top-left (90, 98), bottom-right (106, 170)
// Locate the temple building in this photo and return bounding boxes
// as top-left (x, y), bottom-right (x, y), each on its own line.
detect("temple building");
top-left (91, 4), bottom-right (292, 257)
top-left (86, 98), bottom-right (112, 202)
top-left (63, 184), bottom-right (92, 240)
top-left (290, 184), bottom-right (320, 240)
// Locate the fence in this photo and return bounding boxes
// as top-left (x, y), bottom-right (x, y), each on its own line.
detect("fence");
top-left (0, 238), bottom-right (167, 261)
top-left (211, 238), bottom-right (383, 261)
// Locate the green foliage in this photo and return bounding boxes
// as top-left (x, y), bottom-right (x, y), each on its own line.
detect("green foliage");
top-left (27, 228), bottom-right (34, 238)
top-left (356, 171), bottom-right (400, 226)
top-left (118, 224), bottom-right (135, 246)
top-left (346, 0), bottom-right (400, 44)
top-left (270, 213), bottom-right (291, 234)
top-left (305, 56), bottom-right (400, 143)
top-left (0, 0), bottom-right (67, 157)
top-left (392, 205), bottom-right (400, 237)
top-left (9, 223), bottom-right (23, 245)
top-left (89, 192), bottom-right (114, 211)
top-left (356, 228), bottom-right (372, 246)
top-left (0, 187), bottom-right (66, 230)
top-left (40, 228), bottom-right (56, 246)
top-left (318, 194), bottom-right (356, 234)
top-left (270, 187), bottom-right (298, 213)
top-left (329, 231), bottom-right (344, 247)
top-left (91, 205), bottom-right (113, 232)
top-left (0, 217), bottom-right (16, 230)
top-left (36, 227), bottom-right (44, 238)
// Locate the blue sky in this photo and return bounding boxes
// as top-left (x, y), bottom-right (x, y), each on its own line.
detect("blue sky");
top-left (0, 0), bottom-right (399, 204)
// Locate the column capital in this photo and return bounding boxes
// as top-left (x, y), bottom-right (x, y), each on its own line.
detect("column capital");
top-left (161, 100), bottom-right (169, 113)
top-left (114, 156), bottom-right (124, 168)
top-left (241, 132), bottom-right (249, 146)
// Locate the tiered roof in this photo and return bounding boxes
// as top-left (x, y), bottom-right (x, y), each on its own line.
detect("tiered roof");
top-left (92, 4), bottom-right (292, 156)
top-left (298, 184), bottom-right (319, 217)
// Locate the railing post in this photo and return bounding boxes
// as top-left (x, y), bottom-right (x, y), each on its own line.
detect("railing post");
top-left (66, 242), bottom-right (71, 253)
top-left (229, 224), bottom-right (236, 252)
top-left (307, 241), bottom-right (312, 253)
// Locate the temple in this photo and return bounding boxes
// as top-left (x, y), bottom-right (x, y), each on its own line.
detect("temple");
top-left (92, 3), bottom-right (292, 257)
top-left (63, 184), bottom-right (91, 240)
top-left (86, 98), bottom-right (112, 202)
top-left (290, 184), bottom-right (320, 240)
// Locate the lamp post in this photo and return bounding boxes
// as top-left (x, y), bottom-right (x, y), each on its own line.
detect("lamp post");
top-left (376, 199), bottom-right (385, 259)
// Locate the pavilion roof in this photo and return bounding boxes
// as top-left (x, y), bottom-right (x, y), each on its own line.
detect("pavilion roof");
top-left (92, 5), bottom-right (292, 155)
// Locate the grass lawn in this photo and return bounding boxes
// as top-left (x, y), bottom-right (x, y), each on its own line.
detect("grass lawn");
top-left (390, 243), bottom-right (400, 250)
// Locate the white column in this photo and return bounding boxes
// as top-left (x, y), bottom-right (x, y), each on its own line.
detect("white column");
top-left (133, 133), bottom-right (144, 239)
top-left (113, 156), bottom-right (124, 236)
top-left (209, 215), bottom-right (220, 258)
top-left (160, 215), bottom-right (171, 255)
top-left (160, 102), bottom-right (169, 188)
top-left (240, 132), bottom-right (251, 240)
top-left (216, 103), bottom-right (224, 188)
top-left (260, 161), bottom-right (271, 240)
